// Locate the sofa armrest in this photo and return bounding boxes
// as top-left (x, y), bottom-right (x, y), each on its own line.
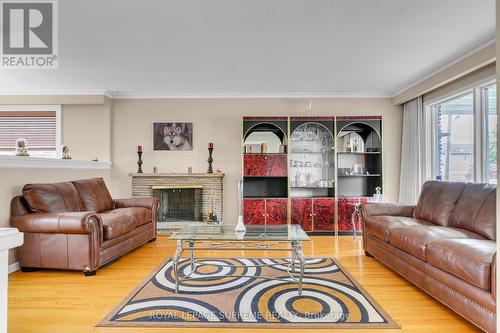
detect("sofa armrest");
top-left (360, 202), bottom-right (415, 218)
top-left (11, 211), bottom-right (102, 235)
top-left (492, 253), bottom-right (496, 300)
top-left (114, 197), bottom-right (159, 210)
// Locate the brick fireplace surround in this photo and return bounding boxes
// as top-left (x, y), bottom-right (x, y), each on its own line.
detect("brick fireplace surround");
top-left (130, 173), bottom-right (224, 230)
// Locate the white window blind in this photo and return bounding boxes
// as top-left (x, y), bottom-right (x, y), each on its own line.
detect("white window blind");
top-left (0, 111), bottom-right (57, 156)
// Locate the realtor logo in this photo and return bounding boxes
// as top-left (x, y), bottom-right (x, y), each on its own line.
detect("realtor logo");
top-left (1, 0), bottom-right (58, 69)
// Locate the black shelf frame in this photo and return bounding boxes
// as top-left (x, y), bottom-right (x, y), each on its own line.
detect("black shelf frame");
top-left (336, 118), bottom-right (382, 198)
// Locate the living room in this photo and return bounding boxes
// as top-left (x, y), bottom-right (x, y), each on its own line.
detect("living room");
top-left (0, 1), bottom-right (498, 332)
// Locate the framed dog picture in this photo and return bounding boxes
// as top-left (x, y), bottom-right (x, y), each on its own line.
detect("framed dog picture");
top-left (153, 122), bottom-right (193, 151)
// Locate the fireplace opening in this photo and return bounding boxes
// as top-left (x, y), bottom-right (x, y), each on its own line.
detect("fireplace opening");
top-left (152, 185), bottom-right (203, 222)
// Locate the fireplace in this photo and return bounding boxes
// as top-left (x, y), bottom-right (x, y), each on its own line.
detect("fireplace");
top-left (152, 185), bottom-right (203, 222)
top-left (130, 172), bottom-right (224, 231)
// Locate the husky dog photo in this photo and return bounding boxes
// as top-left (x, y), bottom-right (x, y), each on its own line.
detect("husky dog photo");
top-left (153, 122), bottom-right (193, 151)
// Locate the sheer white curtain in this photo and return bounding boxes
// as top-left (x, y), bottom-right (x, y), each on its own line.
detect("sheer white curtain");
top-left (399, 96), bottom-right (428, 204)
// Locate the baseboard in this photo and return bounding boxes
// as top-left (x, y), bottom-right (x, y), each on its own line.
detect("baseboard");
top-left (8, 262), bottom-right (20, 274)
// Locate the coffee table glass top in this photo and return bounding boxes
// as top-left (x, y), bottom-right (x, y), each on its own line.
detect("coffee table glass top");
top-left (170, 224), bottom-right (310, 241)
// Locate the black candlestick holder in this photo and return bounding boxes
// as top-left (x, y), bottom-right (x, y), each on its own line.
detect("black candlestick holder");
top-left (207, 147), bottom-right (213, 173)
top-left (137, 152), bottom-right (143, 173)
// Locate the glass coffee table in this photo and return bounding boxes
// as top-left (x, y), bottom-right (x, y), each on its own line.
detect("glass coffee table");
top-left (170, 224), bottom-right (310, 295)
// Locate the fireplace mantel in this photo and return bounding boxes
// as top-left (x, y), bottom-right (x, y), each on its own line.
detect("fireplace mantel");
top-left (130, 172), bottom-right (224, 227)
top-left (129, 172), bottom-right (224, 178)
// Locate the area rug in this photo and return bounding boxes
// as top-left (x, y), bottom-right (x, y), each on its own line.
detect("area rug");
top-left (98, 257), bottom-right (399, 328)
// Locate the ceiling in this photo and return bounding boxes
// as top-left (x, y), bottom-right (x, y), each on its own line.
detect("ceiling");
top-left (0, 0), bottom-right (495, 97)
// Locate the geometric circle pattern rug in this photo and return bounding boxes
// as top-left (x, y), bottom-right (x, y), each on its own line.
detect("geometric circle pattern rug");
top-left (98, 257), bottom-right (399, 329)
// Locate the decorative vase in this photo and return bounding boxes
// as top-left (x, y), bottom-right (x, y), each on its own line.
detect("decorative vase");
top-left (234, 179), bottom-right (246, 232)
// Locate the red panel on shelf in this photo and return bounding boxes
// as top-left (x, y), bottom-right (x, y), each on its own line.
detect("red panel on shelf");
top-left (267, 155), bottom-right (287, 176)
top-left (266, 199), bottom-right (288, 225)
top-left (313, 198), bottom-right (334, 231)
top-left (243, 154), bottom-right (287, 176)
top-left (291, 198), bottom-right (313, 232)
top-left (243, 199), bottom-right (265, 225)
top-left (243, 154), bottom-right (268, 176)
top-left (337, 197), bottom-right (369, 231)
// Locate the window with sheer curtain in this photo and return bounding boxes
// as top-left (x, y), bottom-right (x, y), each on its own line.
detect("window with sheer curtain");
top-left (0, 106), bottom-right (61, 158)
top-left (430, 81), bottom-right (496, 184)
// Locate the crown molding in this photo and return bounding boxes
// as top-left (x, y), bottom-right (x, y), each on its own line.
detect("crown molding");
top-left (0, 90), bottom-right (109, 96)
top-left (108, 92), bottom-right (392, 99)
top-left (391, 38), bottom-right (496, 98)
top-left (0, 90), bottom-right (392, 100)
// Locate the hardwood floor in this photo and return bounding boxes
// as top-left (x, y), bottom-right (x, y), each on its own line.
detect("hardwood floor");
top-left (8, 235), bottom-right (480, 332)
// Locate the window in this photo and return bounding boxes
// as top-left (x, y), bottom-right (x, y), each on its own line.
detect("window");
top-left (483, 84), bottom-right (497, 184)
top-left (429, 80), bottom-right (497, 184)
top-left (433, 92), bottom-right (474, 182)
top-left (0, 105), bottom-right (61, 158)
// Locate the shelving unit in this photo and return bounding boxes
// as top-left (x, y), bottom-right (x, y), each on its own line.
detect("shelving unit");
top-left (288, 117), bottom-right (335, 233)
top-left (336, 116), bottom-right (382, 234)
top-left (241, 115), bottom-right (383, 236)
top-left (242, 117), bottom-right (289, 226)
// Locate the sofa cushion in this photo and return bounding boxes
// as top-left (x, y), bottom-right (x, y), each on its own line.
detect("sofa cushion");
top-left (72, 178), bottom-right (114, 213)
top-left (413, 181), bottom-right (466, 226)
top-left (103, 207), bottom-right (152, 227)
top-left (427, 239), bottom-right (496, 290)
top-left (23, 182), bottom-right (84, 213)
top-left (364, 216), bottom-right (435, 242)
top-left (389, 226), bottom-right (485, 261)
top-left (448, 183), bottom-right (496, 240)
top-left (100, 213), bottom-right (136, 240)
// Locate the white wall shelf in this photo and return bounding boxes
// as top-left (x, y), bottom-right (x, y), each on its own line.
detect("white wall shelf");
top-left (0, 155), bottom-right (111, 169)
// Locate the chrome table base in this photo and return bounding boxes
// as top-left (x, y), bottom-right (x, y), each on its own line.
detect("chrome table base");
top-left (171, 240), bottom-right (306, 295)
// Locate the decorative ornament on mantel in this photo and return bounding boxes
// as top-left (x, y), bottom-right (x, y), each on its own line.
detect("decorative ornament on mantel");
top-left (61, 144), bottom-right (71, 159)
top-left (136, 145), bottom-right (143, 173)
top-left (207, 142), bottom-right (214, 174)
top-left (206, 189), bottom-right (219, 224)
top-left (15, 138), bottom-right (29, 156)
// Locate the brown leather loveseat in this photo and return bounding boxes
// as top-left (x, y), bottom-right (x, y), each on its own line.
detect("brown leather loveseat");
top-left (10, 178), bottom-right (159, 276)
top-left (361, 181), bottom-right (496, 333)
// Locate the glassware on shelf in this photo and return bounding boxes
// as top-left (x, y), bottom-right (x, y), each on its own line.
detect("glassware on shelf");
top-left (295, 172), bottom-right (307, 187)
top-left (352, 163), bottom-right (363, 175)
top-left (306, 173), bottom-right (314, 186)
top-left (290, 121), bottom-right (334, 190)
top-left (318, 180), bottom-right (329, 187)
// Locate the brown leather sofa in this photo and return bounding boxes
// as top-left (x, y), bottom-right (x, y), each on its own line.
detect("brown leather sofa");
top-left (10, 178), bottom-right (159, 276)
top-left (361, 181), bottom-right (496, 332)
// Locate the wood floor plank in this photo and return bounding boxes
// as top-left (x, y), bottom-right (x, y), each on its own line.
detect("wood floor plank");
top-left (7, 235), bottom-right (480, 332)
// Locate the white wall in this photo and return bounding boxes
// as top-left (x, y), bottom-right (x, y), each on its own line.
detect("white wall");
top-left (111, 98), bottom-right (403, 223)
top-left (62, 104), bottom-right (105, 161)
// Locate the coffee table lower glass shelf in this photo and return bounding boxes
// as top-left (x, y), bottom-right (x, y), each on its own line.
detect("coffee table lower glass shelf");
top-left (169, 224), bottom-right (310, 295)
